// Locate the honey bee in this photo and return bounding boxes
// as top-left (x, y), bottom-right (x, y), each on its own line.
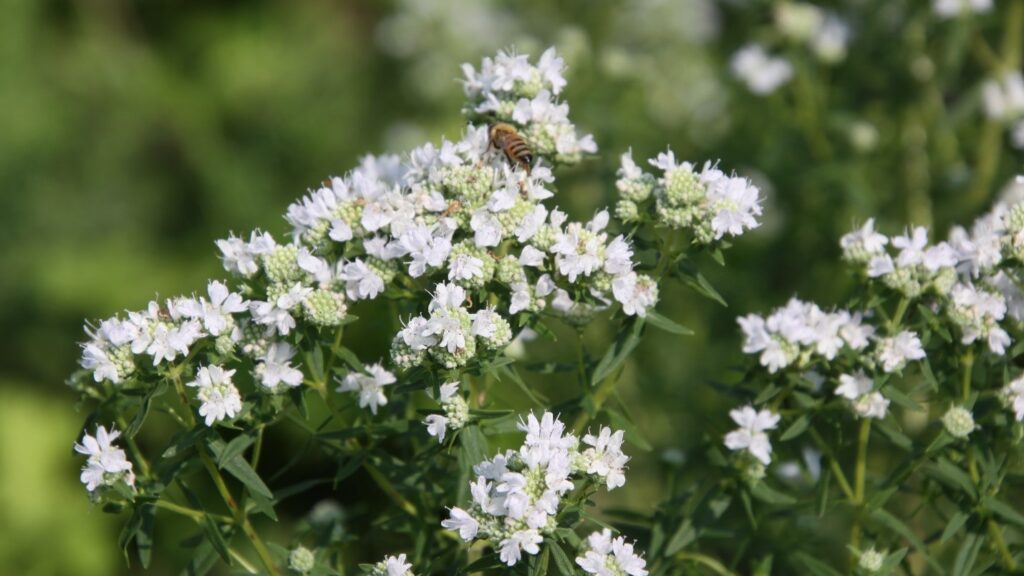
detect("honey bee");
top-left (489, 122), bottom-right (533, 172)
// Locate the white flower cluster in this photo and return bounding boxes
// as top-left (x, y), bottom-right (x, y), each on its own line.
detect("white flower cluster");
top-left (392, 283), bottom-right (512, 370)
top-left (615, 149), bottom-right (763, 245)
top-left (80, 280), bottom-right (248, 385)
top-left (737, 298), bottom-right (880, 373)
top-left (948, 283), bottom-right (1011, 354)
top-left (835, 371), bottom-right (890, 420)
top-left (337, 364), bottom-right (396, 415)
top-left (774, 2), bottom-right (850, 64)
top-left (368, 554), bottom-right (415, 576)
top-left (981, 72), bottom-right (1024, 150)
top-left (77, 47), bottom-right (669, 432)
top-left (423, 382), bottom-right (469, 443)
top-left (74, 425), bottom-right (136, 494)
top-left (730, 44), bottom-right (793, 96)
top-left (724, 405), bottom-right (780, 466)
top-left (442, 412), bottom-right (629, 566)
top-left (575, 528), bottom-right (648, 576)
top-left (187, 365), bottom-right (243, 426)
top-left (461, 47), bottom-right (596, 164)
top-left (1000, 374), bottom-right (1024, 421)
top-left (933, 0), bottom-right (993, 19)
top-left (843, 224), bottom-right (959, 298)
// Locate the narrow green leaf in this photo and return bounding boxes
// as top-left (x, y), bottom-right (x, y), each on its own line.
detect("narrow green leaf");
top-left (216, 434), bottom-right (255, 468)
top-left (309, 344), bottom-right (325, 384)
top-left (645, 310), bottom-right (694, 336)
top-left (985, 497), bottom-right (1024, 528)
top-left (605, 408), bottom-right (653, 452)
top-left (940, 512), bottom-right (969, 544)
top-left (749, 482), bottom-right (797, 506)
top-left (591, 319), bottom-right (644, 386)
top-left (664, 519), bottom-right (696, 556)
top-left (202, 514), bottom-right (232, 564)
top-left (127, 382), bottom-right (167, 438)
top-left (951, 532), bottom-right (982, 576)
top-left (548, 541), bottom-right (576, 576)
top-left (780, 415), bottom-right (811, 441)
top-left (493, 364), bottom-right (548, 405)
top-left (208, 439), bottom-right (273, 500)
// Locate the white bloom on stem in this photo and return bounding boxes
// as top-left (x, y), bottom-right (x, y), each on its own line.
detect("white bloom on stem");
top-left (74, 425), bottom-right (136, 493)
top-left (835, 371), bottom-right (890, 419)
top-left (581, 427), bottom-right (630, 490)
top-left (340, 259), bottom-right (385, 300)
top-left (338, 364), bottom-right (396, 415)
top-left (724, 405), bottom-right (780, 465)
top-left (875, 330), bottom-right (926, 373)
top-left (841, 218), bottom-right (889, 262)
top-left (731, 44), bottom-right (793, 95)
top-left (441, 507), bottom-right (479, 540)
top-left (576, 529), bottom-right (648, 576)
top-left (182, 280), bottom-right (248, 336)
top-left (1001, 375), bottom-right (1024, 421)
top-left (256, 342), bottom-right (304, 390)
top-left (187, 365), bottom-right (243, 426)
top-left (612, 272), bottom-right (658, 317)
top-left (499, 529), bottom-right (543, 566)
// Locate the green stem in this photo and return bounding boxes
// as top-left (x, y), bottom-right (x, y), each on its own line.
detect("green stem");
top-left (575, 332), bottom-right (587, 389)
top-left (116, 416), bottom-right (151, 478)
top-left (171, 371), bottom-right (280, 576)
top-left (988, 518), bottom-right (1018, 571)
top-left (364, 460), bottom-right (417, 516)
top-left (153, 499), bottom-right (232, 524)
top-left (572, 365), bottom-right (626, 434)
top-left (888, 297), bottom-right (909, 334)
top-left (961, 348), bottom-right (974, 403)
top-left (808, 428), bottom-right (856, 503)
top-left (849, 419), bottom-right (872, 562)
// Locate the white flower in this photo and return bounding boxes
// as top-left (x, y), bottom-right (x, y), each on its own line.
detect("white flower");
top-left (424, 414), bottom-right (449, 442)
top-left (875, 331), bottom-right (926, 373)
top-left (368, 554), bottom-right (414, 576)
top-left (841, 219), bottom-right (889, 262)
top-left (441, 507), bottom-right (479, 540)
top-left (499, 529), bottom-right (543, 566)
top-left (470, 210), bottom-right (503, 247)
top-left (338, 364), bottom-right (395, 415)
top-left (949, 283), bottom-right (1011, 354)
top-left (1001, 375), bottom-right (1024, 421)
top-left (182, 281), bottom-right (248, 336)
top-left (933, 0), bottom-right (993, 18)
top-left (256, 342), bottom-right (304, 390)
top-left (74, 425), bottom-right (136, 493)
top-left (835, 371), bottom-right (889, 420)
top-left (576, 529), bottom-right (648, 576)
top-left (731, 44), bottom-right (793, 95)
top-left (612, 272), bottom-right (659, 317)
top-left (449, 254), bottom-right (484, 282)
top-left (519, 245), bottom-right (546, 267)
top-left (399, 224), bottom-right (452, 277)
top-left (581, 427), bottom-right (629, 490)
top-left (187, 365), bottom-right (243, 426)
top-left (706, 174), bottom-right (763, 239)
top-left (341, 259), bottom-right (385, 300)
top-left (724, 406), bottom-right (780, 466)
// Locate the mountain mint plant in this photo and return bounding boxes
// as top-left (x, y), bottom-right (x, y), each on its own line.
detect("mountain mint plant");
top-left (73, 41), bottom-right (1024, 576)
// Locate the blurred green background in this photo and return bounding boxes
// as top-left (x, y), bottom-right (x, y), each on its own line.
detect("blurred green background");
top-left (2, 0), bottom-right (1020, 573)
